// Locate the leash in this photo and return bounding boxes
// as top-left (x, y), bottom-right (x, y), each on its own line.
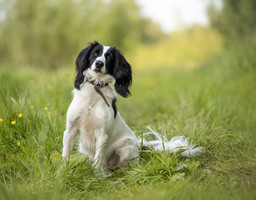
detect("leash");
top-left (86, 80), bottom-right (110, 107)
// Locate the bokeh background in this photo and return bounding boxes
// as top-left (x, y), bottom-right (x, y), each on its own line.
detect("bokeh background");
top-left (0, 0), bottom-right (255, 70)
top-left (0, 0), bottom-right (222, 70)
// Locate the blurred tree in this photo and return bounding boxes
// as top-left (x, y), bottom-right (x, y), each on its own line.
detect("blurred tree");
top-left (140, 18), bottom-right (166, 44)
top-left (0, 0), bottom-right (99, 69)
top-left (94, 0), bottom-right (143, 51)
top-left (0, 0), bottom-right (163, 69)
top-left (208, 0), bottom-right (256, 43)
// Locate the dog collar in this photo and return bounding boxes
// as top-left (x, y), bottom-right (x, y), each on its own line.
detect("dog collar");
top-left (86, 79), bottom-right (109, 88)
top-left (86, 80), bottom-right (110, 107)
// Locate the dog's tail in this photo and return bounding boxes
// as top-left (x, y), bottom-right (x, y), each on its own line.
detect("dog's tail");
top-left (138, 126), bottom-right (204, 157)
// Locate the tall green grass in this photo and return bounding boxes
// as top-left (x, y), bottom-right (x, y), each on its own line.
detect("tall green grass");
top-left (0, 44), bottom-right (256, 199)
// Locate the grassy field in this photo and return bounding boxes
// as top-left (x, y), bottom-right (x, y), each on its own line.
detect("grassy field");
top-left (0, 45), bottom-right (256, 199)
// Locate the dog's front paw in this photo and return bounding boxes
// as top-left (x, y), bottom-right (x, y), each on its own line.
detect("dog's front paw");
top-left (96, 170), bottom-right (112, 178)
top-left (62, 152), bottom-right (70, 161)
top-left (101, 170), bottom-right (112, 177)
top-left (93, 163), bottom-right (112, 177)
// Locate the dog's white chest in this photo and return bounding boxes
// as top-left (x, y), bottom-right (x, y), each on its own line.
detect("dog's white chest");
top-left (76, 84), bottom-right (115, 125)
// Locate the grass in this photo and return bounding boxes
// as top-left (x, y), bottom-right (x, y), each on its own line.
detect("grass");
top-left (0, 45), bottom-right (256, 199)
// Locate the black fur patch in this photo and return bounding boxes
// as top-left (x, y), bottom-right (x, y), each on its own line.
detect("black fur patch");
top-left (112, 48), bottom-right (132, 98)
top-left (74, 42), bottom-right (102, 89)
top-left (112, 98), bottom-right (117, 118)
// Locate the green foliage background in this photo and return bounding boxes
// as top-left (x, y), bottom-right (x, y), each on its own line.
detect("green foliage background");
top-left (208, 0), bottom-right (256, 44)
top-left (0, 0), bottom-right (163, 69)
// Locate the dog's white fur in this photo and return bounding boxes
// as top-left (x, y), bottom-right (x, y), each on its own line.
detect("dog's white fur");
top-left (62, 69), bottom-right (140, 170)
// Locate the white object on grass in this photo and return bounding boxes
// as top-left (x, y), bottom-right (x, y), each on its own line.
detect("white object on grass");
top-left (139, 126), bottom-right (204, 157)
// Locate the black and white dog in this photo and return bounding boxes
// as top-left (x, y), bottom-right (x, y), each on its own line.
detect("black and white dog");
top-left (62, 42), bottom-right (140, 170)
top-left (62, 42), bottom-right (203, 172)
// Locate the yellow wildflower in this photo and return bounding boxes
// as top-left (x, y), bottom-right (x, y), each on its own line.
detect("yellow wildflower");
top-left (30, 105), bottom-right (34, 109)
top-left (18, 113), bottom-right (23, 118)
top-left (48, 112), bottom-right (51, 115)
top-left (11, 121), bottom-right (16, 125)
top-left (0, 118), bottom-right (3, 122)
top-left (44, 106), bottom-right (48, 111)
top-left (17, 141), bottom-right (21, 146)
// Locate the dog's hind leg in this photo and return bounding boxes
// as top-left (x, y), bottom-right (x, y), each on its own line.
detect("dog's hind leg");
top-left (106, 138), bottom-right (140, 169)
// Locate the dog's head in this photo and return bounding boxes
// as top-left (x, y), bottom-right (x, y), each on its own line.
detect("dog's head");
top-left (75, 42), bottom-right (132, 98)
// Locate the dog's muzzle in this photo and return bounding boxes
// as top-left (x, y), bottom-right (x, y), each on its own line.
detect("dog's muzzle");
top-left (94, 61), bottom-right (104, 72)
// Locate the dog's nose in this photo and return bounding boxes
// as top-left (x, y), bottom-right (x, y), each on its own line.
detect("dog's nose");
top-left (95, 61), bottom-right (104, 69)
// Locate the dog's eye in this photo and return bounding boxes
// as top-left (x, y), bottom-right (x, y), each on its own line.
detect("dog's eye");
top-left (105, 53), bottom-right (113, 60)
top-left (92, 51), bottom-right (99, 57)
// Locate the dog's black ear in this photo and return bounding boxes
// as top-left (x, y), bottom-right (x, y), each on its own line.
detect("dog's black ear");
top-left (113, 49), bottom-right (132, 98)
top-left (74, 42), bottom-right (98, 89)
